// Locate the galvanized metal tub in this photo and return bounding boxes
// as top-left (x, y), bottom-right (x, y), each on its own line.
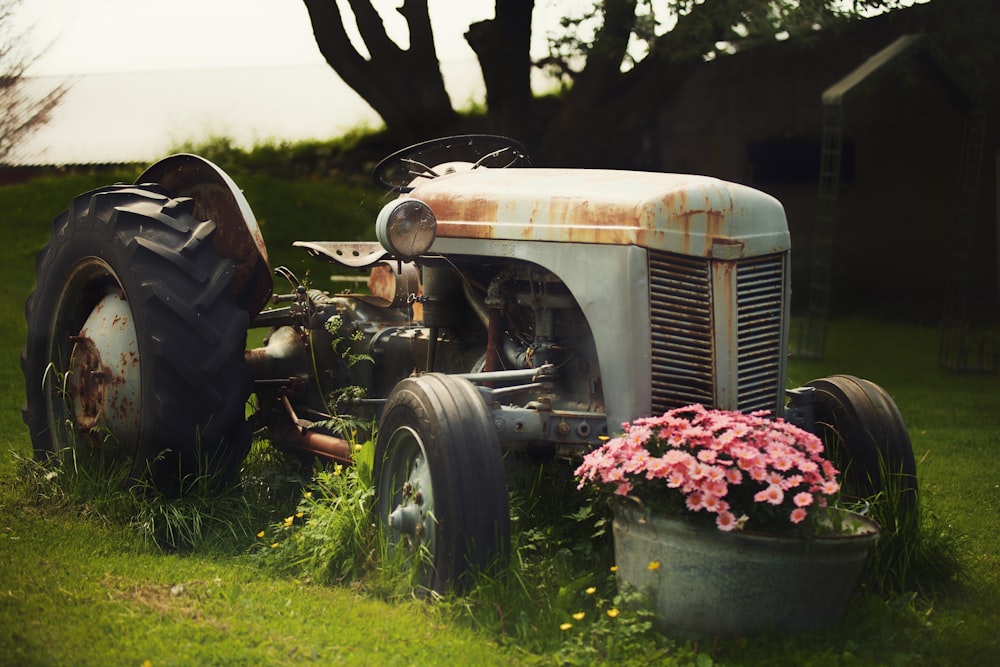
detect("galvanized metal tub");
top-left (611, 501), bottom-right (878, 635)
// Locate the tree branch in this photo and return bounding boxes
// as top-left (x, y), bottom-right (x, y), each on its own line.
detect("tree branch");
top-left (347, 0), bottom-right (403, 58)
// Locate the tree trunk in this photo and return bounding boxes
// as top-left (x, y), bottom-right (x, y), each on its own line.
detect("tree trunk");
top-left (465, 0), bottom-right (535, 141)
top-left (537, 0), bottom-right (638, 166)
top-left (303, 0), bottom-right (457, 142)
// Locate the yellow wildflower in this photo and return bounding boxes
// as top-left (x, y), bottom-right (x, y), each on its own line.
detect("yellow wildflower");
top-left (606, 608), bottom-right (621, 619)
top-left (284, 516), bottom-right (294, 526)
top-left (256, 530), bottom-right (265, 538)
top-left (354, 444), bottom-right (363, 452)
top-left (585, 586), bottom-right (597, 595)
top-left (270, 542), bottom-right (279, 549)
top-left (572, 612), bottom-right (585, 621)
top-left (559, 623), bottom-right (573, 631)
top-left (304, 491), bottom-right (313, 499)
top-left (610, 565), bottom-right (618, 572)
top-left (648, 561), bottom-right (661, 571)
top-left (295, 511), bottom-right (304, 519)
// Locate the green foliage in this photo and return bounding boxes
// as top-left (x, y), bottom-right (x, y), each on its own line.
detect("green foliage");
top-left (548, 577), bottom-right (690, 666)
top-left (314, 314), bottom-right (375, 439)
top-left (539, 0), bottom-right (918, 81)
top-left (252, 444), bottom-right (380, 587)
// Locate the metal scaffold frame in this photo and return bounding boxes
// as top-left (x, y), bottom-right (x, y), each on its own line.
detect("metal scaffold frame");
top-left (793, 34), bottom-right (995, 371)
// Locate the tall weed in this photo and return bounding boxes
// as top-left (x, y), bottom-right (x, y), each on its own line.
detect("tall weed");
top-left (11, 441), bottom-right (285, 553)
top-left (856, 462), bottom-right (965, 595)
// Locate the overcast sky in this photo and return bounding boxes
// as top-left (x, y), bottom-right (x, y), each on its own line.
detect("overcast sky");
top-left (15, 0), bottom-right (580, 75)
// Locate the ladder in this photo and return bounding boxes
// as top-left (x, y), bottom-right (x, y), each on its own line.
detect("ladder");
top-left (796, 102), bottom-right (843, 360)
top-left (794, 35), bottom-right (923, 360)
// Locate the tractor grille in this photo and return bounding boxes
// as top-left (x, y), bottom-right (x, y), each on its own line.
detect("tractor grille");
top-left (735, 256), bottom-right (786, 411)
top-left (649, 251), bottom-right (786, 415)
top-left (649, 254), bottom-right (715, 410)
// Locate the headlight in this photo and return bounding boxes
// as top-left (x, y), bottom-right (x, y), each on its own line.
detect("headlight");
top-left (376, 198), bottom-right (437, 261)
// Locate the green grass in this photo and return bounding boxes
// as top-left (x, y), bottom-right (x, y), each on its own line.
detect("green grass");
top-left (0, 506), bottom-right (513, 666)
top-left (2, 156), bottom-right (999, 665)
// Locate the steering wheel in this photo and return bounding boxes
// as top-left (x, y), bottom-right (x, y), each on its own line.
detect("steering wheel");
top-left (372, 134), bottom-right (530, 193)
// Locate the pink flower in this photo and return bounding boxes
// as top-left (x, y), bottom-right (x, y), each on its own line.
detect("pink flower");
top-left (685, 492), bottom-right (704, 511)
top-left (697, 449), bottom-right (718, 463)
top-left (820, 480), bottom-right (840, 495)
top-left (613, 480), bottom-right (633, 496)
top-left (663, 449), bottom-right (693, 465)
top-left (772, 454), bottom-right (795, 472)
top-left (701, 494), bottom-right (725, 513)
top-left (705, 466), bottom-right (726, 482)
top-left (793, 492), bottom-right (814, 507)
top-left (797, 460), bottom-right (819, 476)
top-left (780, 474), bottom-right (805, 490)
top-left (716, 511), bottom-right (738, 531)
top-left (754, 484), bottom-right (784, 505)
top-left (689, 462), bottom-right (710, 479)
top-left (704, 478), bottom-right (729, 498)
top-left (575, 404), bottom-right (842, 533)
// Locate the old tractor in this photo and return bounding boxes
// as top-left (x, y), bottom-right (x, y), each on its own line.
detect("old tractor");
top-left (22, 135), bottom-right (916, 591)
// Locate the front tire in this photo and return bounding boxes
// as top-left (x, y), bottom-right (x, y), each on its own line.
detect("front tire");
top-left (805, 375), bottom-right (918, 508)
top-left (374, 373), bottom-right (510, 593)
top-left (22, 185), bottom-right (253, 488)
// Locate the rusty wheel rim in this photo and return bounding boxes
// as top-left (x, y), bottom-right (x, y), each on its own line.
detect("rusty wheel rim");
top-left (46, 257), bottom-right (141, 459)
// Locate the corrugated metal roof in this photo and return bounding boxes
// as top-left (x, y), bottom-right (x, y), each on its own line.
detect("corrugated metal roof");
top-left (7, 62), bottom-right (483, 166)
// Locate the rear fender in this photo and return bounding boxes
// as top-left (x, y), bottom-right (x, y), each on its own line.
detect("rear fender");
top-left (138, 154), bottom-right (272, 316)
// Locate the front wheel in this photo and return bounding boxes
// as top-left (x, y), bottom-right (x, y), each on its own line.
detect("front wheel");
top-left (805, 375), bottom-right (918, 510)
top-left (374, 373), bottom-right (510, 593)
top-left (22, 185), bottom-right (254, 489)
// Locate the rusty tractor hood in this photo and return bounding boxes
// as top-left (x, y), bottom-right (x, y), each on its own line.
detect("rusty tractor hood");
top-left (407, 168), bottom-right (789, 259)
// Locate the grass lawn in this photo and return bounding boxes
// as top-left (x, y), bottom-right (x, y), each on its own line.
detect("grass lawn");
top-left (1, 166), bottom-right (998, 665)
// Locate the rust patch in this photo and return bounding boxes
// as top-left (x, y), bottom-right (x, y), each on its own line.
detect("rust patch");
top-left (67, 336), bottom-right (106, 432)
top-left (137, 154), bottom-right (273, 316)
top-left (367, 263), bottom-right (400, 305)
top-left (415, 171), bottom-right (742, 254)
top-left (366, 262), bottom-right (422, 313)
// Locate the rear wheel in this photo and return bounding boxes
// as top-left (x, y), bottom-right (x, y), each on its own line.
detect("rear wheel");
top-left (22, 185), bottom-right (253, 488)
top-left (805, 375), bottom-right (918, 509)
top-left (374, 373), bottom-right (510, 593)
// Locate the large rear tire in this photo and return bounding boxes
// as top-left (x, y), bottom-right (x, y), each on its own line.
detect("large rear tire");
top-left (805, 375), bottom-right (918, 508)
top-left (374, 373), bottom-right (510, 593)
top-left (22, 184), bottom-right (253, 488)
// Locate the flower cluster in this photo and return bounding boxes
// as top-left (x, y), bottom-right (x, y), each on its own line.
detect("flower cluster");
top-left (575, 404), bottom-right (841, 532)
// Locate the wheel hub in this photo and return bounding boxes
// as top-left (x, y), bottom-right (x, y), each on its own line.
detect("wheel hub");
top-left (388, 482), bottom-right (426, 537)
top-left (67, 290), bottom-right (141, 450)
